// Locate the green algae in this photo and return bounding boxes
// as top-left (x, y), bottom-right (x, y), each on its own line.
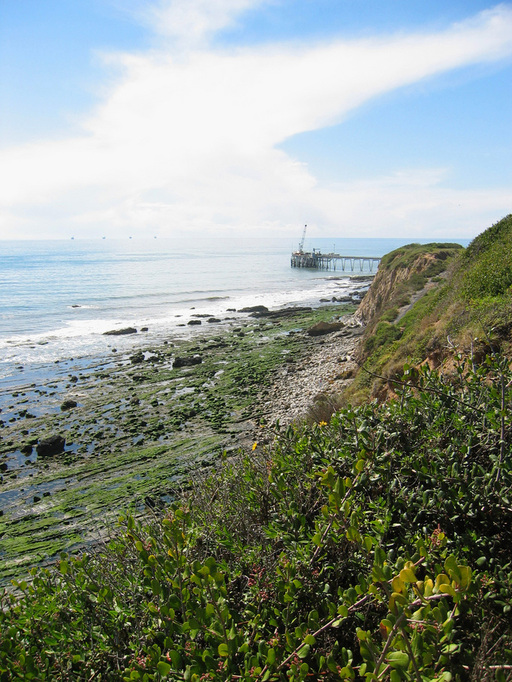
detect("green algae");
top-left (0, 304), bottom-right (353, 583)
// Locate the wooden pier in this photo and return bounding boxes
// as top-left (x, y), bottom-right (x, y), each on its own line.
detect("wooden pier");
top-left (291, 250), bottom-right (381, 272)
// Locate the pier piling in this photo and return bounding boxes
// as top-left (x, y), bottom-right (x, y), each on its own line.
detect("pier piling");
top-left (291, 251), bottom-right (381, 272)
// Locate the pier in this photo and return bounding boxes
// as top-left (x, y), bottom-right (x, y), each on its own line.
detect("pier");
top-left (291, 250), bottom-right (381, 272)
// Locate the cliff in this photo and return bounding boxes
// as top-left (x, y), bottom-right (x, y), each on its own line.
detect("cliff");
top-left (346, 215), bottom-right (512, 402)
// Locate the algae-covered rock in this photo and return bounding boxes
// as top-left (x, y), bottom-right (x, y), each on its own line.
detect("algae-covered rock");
top-left (173, 355), bottom-right (202, 369)
top-left (37, 434), bottom-right (65, 457)
top-left (103, 327), bottom-right (137, 336)
top-left (61, 399), bottom-right (77, 411)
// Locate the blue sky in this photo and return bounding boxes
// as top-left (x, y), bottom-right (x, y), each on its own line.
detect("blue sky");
top-left (0, 0), bottom-right (511, 240)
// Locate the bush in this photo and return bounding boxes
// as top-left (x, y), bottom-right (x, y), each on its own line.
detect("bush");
top-left (2, 352), bottom-right (512, 680)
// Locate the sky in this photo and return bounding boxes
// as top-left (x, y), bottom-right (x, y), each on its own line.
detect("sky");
top-left (0, 0), bottom-right (511, 241)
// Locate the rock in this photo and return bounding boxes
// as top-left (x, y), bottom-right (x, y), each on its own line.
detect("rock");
top-left (130, 351), bottom-right (145, 364)
top-left (20, 443), bottom-right (33, 455)
top-left (251, 306), bottom-right (312, 319)
top-left (173, 355), bottom-right (203, 369)
top-left (61, 399), bottom-right (77, 411)
top-left (103, 327), bottom-right (137, 336)
top-left (307, 321), bottom-right (344, 336)
top-left (37, 434), bottom-right (65, 457)
top-left (140, 326), bottom-right (149, 332)
top-left (208, 318), bottom-right (221, 323)
top-left (238, 305), bottom-right (269, 314)
top-left (188, 319), bottom-right (202, 326)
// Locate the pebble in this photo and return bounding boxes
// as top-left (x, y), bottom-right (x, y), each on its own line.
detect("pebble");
top-left (262, 315), bottom-right (363, 424)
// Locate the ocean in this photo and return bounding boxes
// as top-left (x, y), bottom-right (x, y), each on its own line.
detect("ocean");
top-left (0, 236), bottom-right (469, 389)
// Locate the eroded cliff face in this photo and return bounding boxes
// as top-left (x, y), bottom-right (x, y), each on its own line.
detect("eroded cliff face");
top-left (356, 252), bottom-right (442, 329)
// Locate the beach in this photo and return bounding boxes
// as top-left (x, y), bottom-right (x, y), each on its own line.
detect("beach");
top-left (0, 299), bottom-right (363, 583)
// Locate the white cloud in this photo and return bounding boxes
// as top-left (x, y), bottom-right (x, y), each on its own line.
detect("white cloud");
top-left (1, 2), bottom-right (512, 239)
top-left (145, 0), bottom-right (272, 44)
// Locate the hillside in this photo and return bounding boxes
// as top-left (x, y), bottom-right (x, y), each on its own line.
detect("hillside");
top-left (346, 214), bottom-right (512, 403)
top-left (1, 217), bottom-right (512, 681)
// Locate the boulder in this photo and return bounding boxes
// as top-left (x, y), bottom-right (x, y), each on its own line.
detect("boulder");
top-left (61, 399), bottom-right (77, 411)
top-left (307, 321), bottom-right (344, 337)
top-left (173, 355), bottom-right (203, 369)
top-left (37, 434), bottom-right (65, 457)
top-left (238, 305), bottom-right (269, 314)
top-left (103, 327), bottom-right (137, 336)
top-left (251, 306), bottom-right (312, 319)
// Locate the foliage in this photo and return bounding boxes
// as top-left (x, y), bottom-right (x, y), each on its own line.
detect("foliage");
top-left (349, 215), bottom-right (512, 402)
top-left (379, 244), bottom-right (463, 272)
top-left (459, 215), bottom-right (512, 300)
top-left (2, 352), bottom-right (512, 680)
top-left (364, 321), bottom-right (402, 354)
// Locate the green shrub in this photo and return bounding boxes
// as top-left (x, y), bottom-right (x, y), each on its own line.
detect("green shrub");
top-left (2, 353), bottom-right (512, 680)
top-left (461, 214), bottom-right (512, 299)
top-left (364, 320), bottom-right (402, 354)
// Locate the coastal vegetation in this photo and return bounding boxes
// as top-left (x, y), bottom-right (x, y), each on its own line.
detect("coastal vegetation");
top-left (346, 214), bottom-right (512, 404)
top-left (1, 215), bottom-right (512, 679)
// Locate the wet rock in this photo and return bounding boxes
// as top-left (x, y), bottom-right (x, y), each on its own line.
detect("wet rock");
top-left (20, 443), bottom-right (33, 455)
top-left (61, 399), bottom-right (78, 411)
top-left (37, 434), bottom-right (66, 457)
top-left (238, 305), bottom-right (269, 314)
top-left (188, 319), bottom-right (202, 326)
top-left (208, 318), bottom-right (221, 323)
top-left (307, 321), bottom-right (344, 336)
top-left (103, 327), bottom-right (137, 336)
top-left (173, 355), bottom-right (202, 369)
top-left (251, 306), bottom-right (312, 319)
top-left (131, 351), bottom-right (145, 364)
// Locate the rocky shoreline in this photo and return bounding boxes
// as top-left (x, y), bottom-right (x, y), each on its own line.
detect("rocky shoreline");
top-left (0, 302), bottom-right (364, 583)
top-left (259, 314), bottom-right (363, 425)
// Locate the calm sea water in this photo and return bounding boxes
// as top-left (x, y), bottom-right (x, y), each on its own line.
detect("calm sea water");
top-left (0, 236), bottom-right (469, 378)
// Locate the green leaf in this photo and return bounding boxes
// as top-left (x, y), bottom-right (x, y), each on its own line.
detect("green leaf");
top-left (218, 643), bottom-right (229, 657)
top-left (157, 661), bottom-right (171, 676)
top-left (386, 651), bottom-right (409, 669)
top-left (399, 567), bottom-right (416, 583)
top-left (167, 651), bottom-right (181, 669)
top-left (297, 644), bottom-right (310, 659)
